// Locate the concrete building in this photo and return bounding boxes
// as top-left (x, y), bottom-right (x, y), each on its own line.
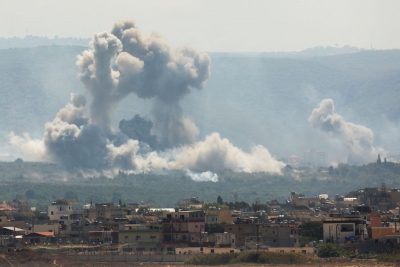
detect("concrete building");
top-left (205, 210), bottom-right (233, 224)
top-left (118, 224), bottom-right (163, 253)
top-left (162, 210), bottom-right (205, 250)
top-left (261, 224), bottom-right (300, 247)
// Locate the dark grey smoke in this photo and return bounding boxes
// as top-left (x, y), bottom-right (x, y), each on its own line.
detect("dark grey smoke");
top-left (119, 115), bottom-right (159, 150)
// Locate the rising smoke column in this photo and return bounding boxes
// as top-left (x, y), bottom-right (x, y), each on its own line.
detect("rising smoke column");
top-left (76, 20), bottom-right (210, 147)
top-left (308, 99), bottom-right (384, 164)
top-left (111, 20), bottom-right (210, 147)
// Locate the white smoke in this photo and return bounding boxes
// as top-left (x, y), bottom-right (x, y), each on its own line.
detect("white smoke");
top-left (186, 169), bottom-right (218, 182)
top-left (168, 133), bottom-right (284, 173)
top-left (308, 99), bottom-right (385, 164)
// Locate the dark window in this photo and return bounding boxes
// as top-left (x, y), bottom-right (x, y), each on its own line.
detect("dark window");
top-left (211, 249), bottom-right (214, 253)
top-left (51, 211), bottom-right (54, 215)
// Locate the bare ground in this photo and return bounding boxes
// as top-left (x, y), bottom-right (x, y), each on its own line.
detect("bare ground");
top-left (0, 252), bottom-right (398, 267)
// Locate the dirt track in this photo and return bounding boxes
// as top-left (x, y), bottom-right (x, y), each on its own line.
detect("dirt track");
top-left (0, 253), bottom-right (398, 267)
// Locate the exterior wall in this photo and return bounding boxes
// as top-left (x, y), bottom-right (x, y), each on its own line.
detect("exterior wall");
top-left (268, 246), bottom-right (316, 254)
top-left (119, 229), bottom-right (162, 252)
top-left (34, 223), bottom-right (59, 234)
top-left (323, 222), bottom-right (355, 243)
top-left (213, 232), bottom-right (235, 247)
top-left (224, 224), bottom-right (257, 247)
top-left (205, 214), bottom-right (218, 224)
top-left (371, 227), bottom-right (398, 239)
top-left (176, 246), bottom-right (239, 254)
top-left (48, 204), bottom-right (73, 221)
top-left (162, 210), bottom-right (205, 249)
top-left (205, 210), bottom-right (233, 224)
top-left (262, 225), bottom-right (299, 247)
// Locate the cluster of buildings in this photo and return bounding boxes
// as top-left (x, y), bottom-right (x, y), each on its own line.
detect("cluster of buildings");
top-left (2, 184), bottom-right (400, 254)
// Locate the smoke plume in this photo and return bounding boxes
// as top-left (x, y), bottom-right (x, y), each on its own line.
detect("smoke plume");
top-left (9, 20), bottom-right (285, 175)
top-left (308, 99), bottom-right (384, 164)
top-left (186, 169), bottom-right (218, 182)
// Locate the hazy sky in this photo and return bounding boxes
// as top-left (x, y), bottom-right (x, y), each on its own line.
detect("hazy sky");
top-left (2, 0), bottom-right (399, 52)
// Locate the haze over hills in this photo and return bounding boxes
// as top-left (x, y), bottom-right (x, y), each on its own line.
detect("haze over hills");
top-left (0, 43), bottom-right (399, 165)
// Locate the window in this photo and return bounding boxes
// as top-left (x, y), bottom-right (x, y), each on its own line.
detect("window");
top-left (125, 236), bottom-right (128, 239)
top-left (230, 250), bottom-right (234, 253)
top-left (232, 239), bottom-right (234, 243)
top-left (150, 236), bottom-right (156, 239)
top-left (273, 239), bottom-right (277, 243)
top-left (272, 230), bottom-right (276, 234)
top-left (294, 239), bottom-right (297, 243)
top-left (195, 225), bottom-right (198, 228)
top-left (211, 249), bottom-right (214, 253)
top-left (59, 207), bottom-right (62, 211)
top-left (200, 247), bottom-right (203, 251)
top-left (51, 211), bottom-right (54, 215)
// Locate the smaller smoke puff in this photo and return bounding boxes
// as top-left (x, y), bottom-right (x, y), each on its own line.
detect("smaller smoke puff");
top-left (186, 169), bottom-right (218, 182)
top-left (71, 93), bottom-right (86, 108)
top-left (308, 99), bottom-right (384, 164)
top-left (119, 115), bottom-right (159, 150)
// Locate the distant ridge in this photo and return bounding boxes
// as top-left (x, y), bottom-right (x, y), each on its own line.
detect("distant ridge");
top-left (0, 36), bottom-right (90, 49)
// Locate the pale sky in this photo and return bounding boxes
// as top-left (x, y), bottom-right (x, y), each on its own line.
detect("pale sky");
top-left (2, 0), bottom-right (399, 52)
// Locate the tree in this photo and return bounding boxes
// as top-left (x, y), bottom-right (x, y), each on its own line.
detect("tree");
top-left (299, 222), bottom-right (323, 241)
top-left (63, 190), bottom-right (78, 201)
top-left (328, 166), bottom-right (333, 175)
top-left (377, 154), bottom-right (382, 165)
top-left (205, 223), bottom-right (225, 234)
top-left (217, 195), bottom-right (223, 205)
top-left (25, 189), bottom-right (36, 199)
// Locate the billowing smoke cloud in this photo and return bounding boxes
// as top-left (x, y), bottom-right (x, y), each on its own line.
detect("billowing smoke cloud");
top-left (119, 115), bottom-right (159, 150)
top-left (308, 99), bottom-right (385, 164)
top-left (9, 20), bottom-right (285, 175)
top-left (76, 20), bottom-right (210, 147)
top-left (169, 133), bottom-right (285, 173)
top-left (186, 169), bottom-right (218, 182)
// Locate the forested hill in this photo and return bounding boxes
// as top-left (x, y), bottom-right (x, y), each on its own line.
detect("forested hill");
top-left (0, 160), bottom-right (398, 209)
top-left (0, 46), bottom-right (399, 160)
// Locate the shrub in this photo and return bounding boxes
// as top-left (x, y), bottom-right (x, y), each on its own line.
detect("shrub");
top-left (185, 251), bottom-right (314, 265)
top-left (317, 244), bottom-right (352, 258)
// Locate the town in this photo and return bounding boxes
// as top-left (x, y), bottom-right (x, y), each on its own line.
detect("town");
top-left (1, 183), bottom-right (400, 263)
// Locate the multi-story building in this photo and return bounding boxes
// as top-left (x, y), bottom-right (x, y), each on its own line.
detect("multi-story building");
top-left (162, 210), bottom-right (205, 250)
top-left (118, 224), bottom-right (163, 253)
top-left (261, 223), bottom-right (300, 247)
